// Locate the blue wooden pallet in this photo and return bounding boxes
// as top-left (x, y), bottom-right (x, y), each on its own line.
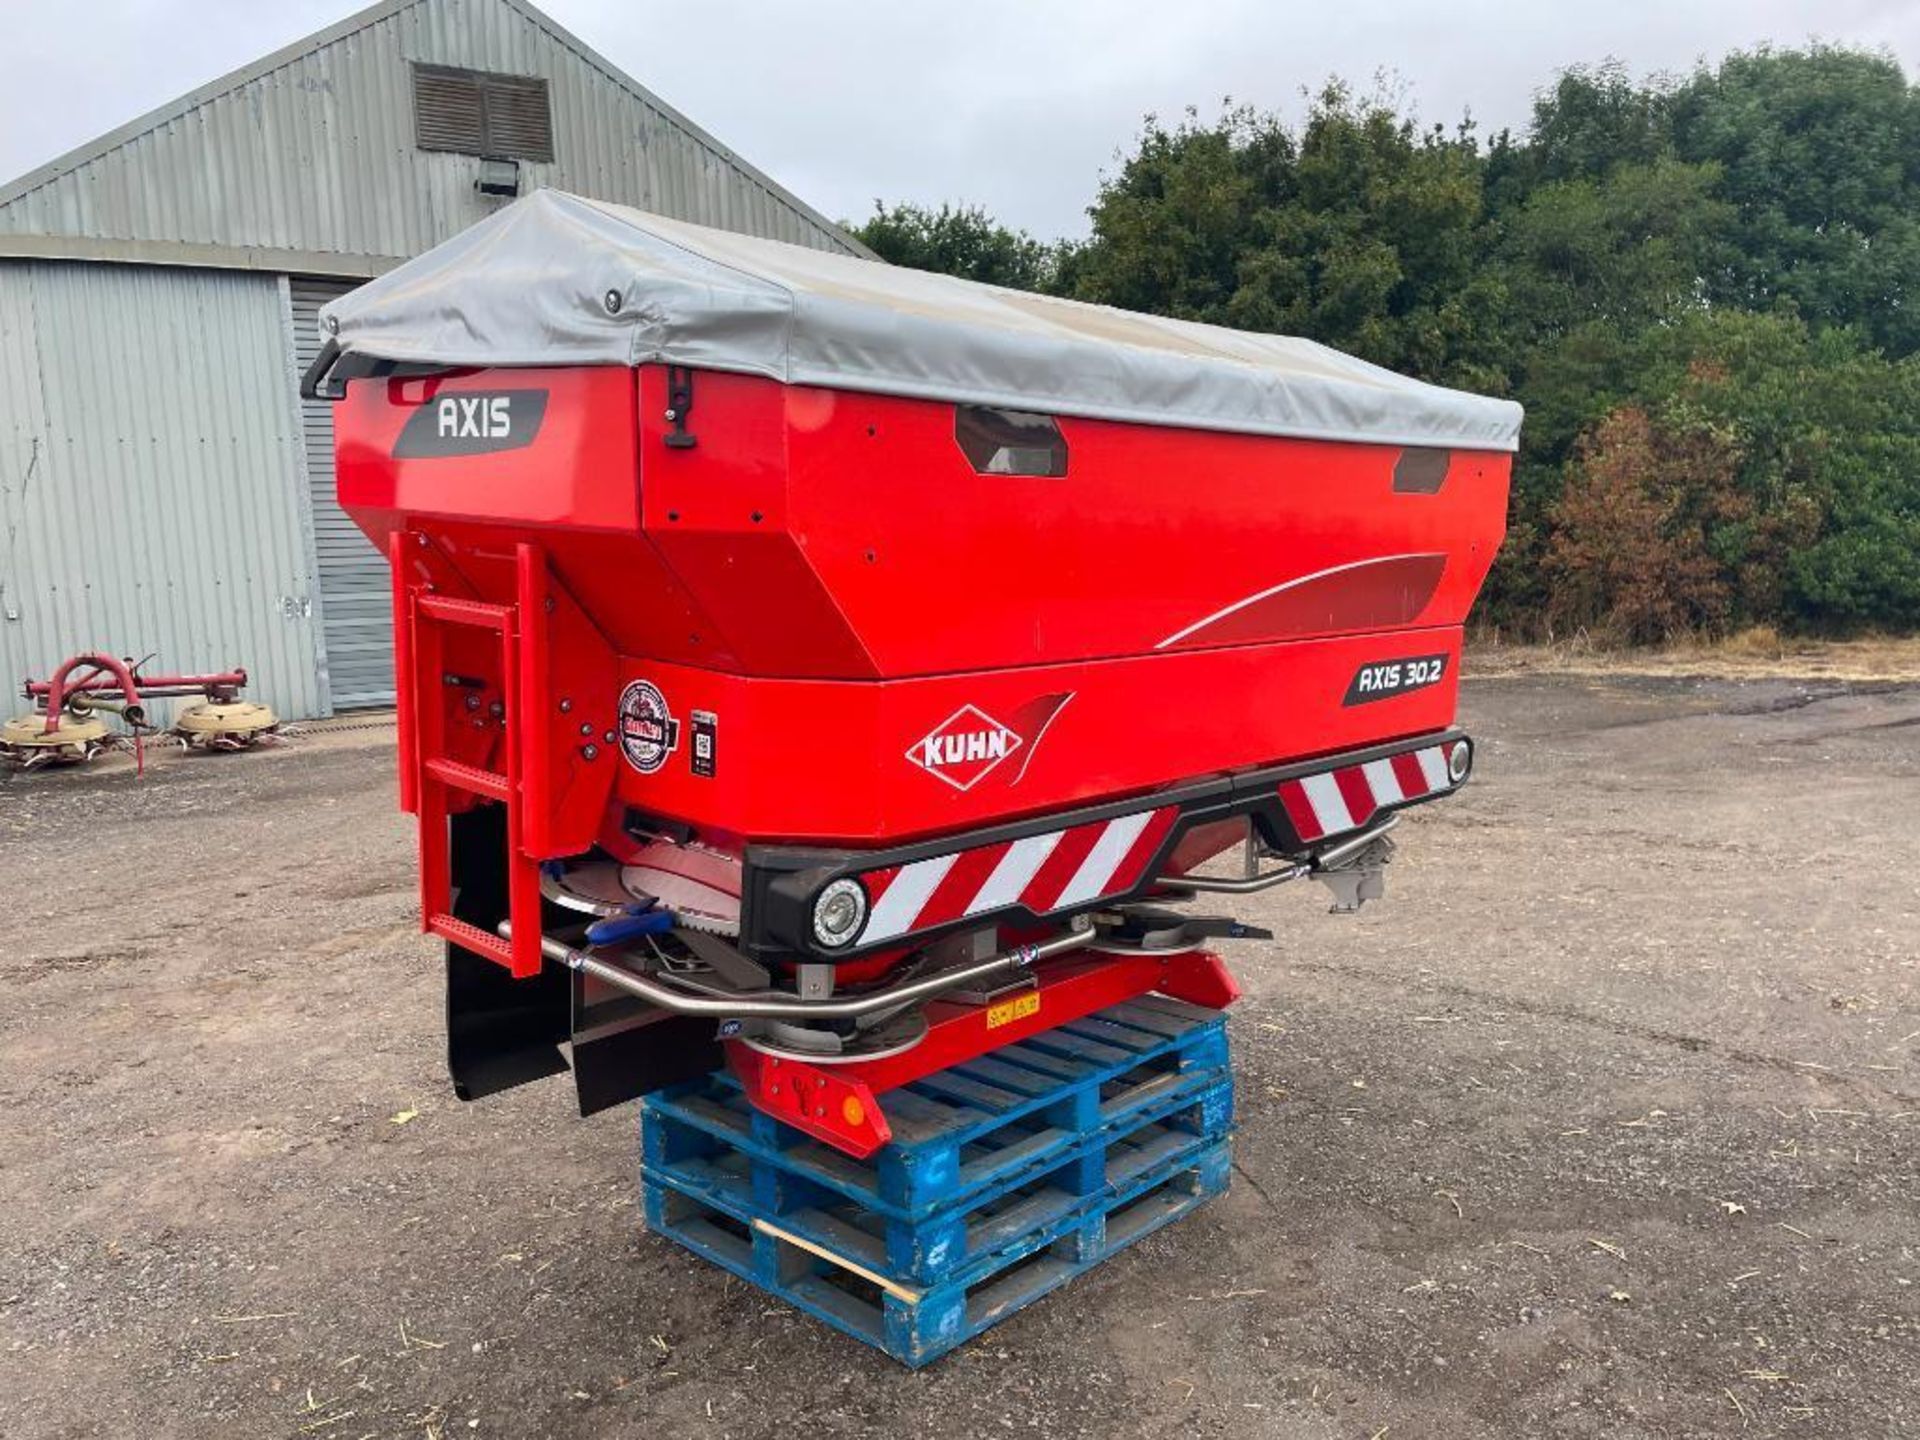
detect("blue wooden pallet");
top-left (644, 1122), bottom-right (1232, 1368)
top-left (645, 994), bottom-right (1230, 1222)
top-left (647, 1073), bottom-right (1231, 1290)
top-left (640, 995), bottom-right (1235, 1366)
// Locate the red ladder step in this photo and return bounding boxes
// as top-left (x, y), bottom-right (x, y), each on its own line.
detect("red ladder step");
top-left (418, 594), bottom-right (513, 630)
top-left (398, 539), bottom-right (550, 981)
top-left (427, 912), bottom-right (514, 967)
top-left (423, 756), bottom-right (510, 801)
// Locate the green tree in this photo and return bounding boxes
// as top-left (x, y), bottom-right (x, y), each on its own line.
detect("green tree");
top-left (1670, 46), bottom-right (1920, 353)
top-left (1495, 160), bottom-right (1731, 348)
top-left (1642, 311), bottom-right (1920, 625)
top-left (848, 202), bottom-right (1065, 292)
top-left (1063, 105), bottom-right (1283, 320)
top-left (1534, 310), bottom-right (1920, 631)
top-left (854, 45), bottom-right (1920, 637)
top-left (1071, 89), bottom-right (1506, 387)
top-left (1508, 62), bottom-right (1674, 189)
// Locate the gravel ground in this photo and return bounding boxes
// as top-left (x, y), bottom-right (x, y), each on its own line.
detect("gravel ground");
top-left (0, 672), bottom-right (1915, 1439)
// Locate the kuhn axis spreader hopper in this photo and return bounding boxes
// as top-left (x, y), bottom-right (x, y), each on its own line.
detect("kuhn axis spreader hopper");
top-left (306, 192), bottom-right (1520, 1160)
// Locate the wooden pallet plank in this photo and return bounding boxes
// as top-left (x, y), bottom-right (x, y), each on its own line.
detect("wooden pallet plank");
top-left (1113, 998), bottom-right (1213, 1029)
top-left (954, 1121), bottom-right (1071, 1195)
top-left (641, 1130), bottom-right (1234, 1368)
top-left (871, 1089), bottom-right (982, 1147)
top-left (907, 1069), bottom-right (1025, 1113)
top-left (985, 1042), bottom-right (1096, 1082)
top-left (1014, 1028), bottom-right (1134, 1067)
top-left (950, 1055), bottom-right (1065, 1097)
top-left (966, 1182), bottom-right (1082, 1258)
top-left (1098, 999), bottom-right (1206, 1038)
top-left (1059, 1015), bottom-right (1169, 1052)
top-left (753, 1216), bottom-right (918, 1302)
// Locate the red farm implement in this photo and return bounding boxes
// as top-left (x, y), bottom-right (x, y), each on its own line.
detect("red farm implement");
top-left (304, 191), bottom-right (1519, 1161)
top-left (4, 652), bottom-right (277, 772)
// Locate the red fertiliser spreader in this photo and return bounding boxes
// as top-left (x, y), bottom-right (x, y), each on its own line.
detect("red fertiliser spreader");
top-left (305, 192), bottom-right (1521, 1161)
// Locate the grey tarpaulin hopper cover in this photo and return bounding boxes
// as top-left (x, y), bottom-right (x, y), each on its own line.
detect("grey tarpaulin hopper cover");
top-left (319, 190), bottom-right (1524, 452)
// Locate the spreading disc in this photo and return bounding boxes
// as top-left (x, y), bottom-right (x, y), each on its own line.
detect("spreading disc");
top-left (541, 853), bottom-right (741, 935)
top-left (619, 838), bottom-right (743, 936)
top-left (620, 864), bottom-right (741, 935)
top-left (736, 1008), bottom-right (930, 1064)
top-left (539, 861), bottom-right (637, 917)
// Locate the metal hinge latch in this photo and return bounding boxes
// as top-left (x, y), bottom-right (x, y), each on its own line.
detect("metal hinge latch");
top-left (664, 366), bottom-right (697, 449)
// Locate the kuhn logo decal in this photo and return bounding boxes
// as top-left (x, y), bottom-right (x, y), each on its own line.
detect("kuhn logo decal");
top-left (906, 705), bottom-right (1024, 791)
top-left (616, 679), bottom-right (680, 774)
top-left (393, 389), bottom-right (548, 458)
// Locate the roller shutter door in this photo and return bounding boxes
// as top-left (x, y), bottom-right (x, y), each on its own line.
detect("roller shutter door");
top-left (290, 276), bottom-right (393, 709)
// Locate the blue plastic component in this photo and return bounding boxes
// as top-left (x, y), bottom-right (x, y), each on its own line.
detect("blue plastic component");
top-left (586, 908), bottom-right (675, 944)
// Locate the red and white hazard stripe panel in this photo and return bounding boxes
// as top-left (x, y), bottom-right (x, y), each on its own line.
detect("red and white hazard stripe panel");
top-left (1278, 741), bottom-right (1466, 843)
top-left (855, 805), bottom-right (1179, 946)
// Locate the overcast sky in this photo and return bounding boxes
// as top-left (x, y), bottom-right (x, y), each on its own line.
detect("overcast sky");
top-left (3, 0), bottom-right (1917, 239)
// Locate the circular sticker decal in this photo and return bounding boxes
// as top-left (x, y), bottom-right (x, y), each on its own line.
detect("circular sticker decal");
top-left (616, 679), bottom-right (680, 774)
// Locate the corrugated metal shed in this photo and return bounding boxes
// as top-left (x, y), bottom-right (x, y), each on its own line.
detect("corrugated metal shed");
top-left (0, 261), bottom-right (325, 719)
top-left (0, 0), bottom-right (867, 720)
top-left (0, 0), bottom-right (865, 272)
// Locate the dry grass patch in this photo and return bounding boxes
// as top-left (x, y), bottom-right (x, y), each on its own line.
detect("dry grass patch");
top-left (1469, 629), bottom-right (1920, 683)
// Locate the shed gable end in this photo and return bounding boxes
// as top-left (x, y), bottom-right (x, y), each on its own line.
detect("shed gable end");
top-left (0, 0), bottom-right (860, 267)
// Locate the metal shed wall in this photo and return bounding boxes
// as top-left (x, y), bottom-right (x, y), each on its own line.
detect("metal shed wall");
top-left (289, 276), bottom-right (391, 708)
top-left (0, 0), bottom-right (867, 720)
top-left (0, 260), bottom-right (323, 720)
top-left (0, 0), bottom-right (859, 267)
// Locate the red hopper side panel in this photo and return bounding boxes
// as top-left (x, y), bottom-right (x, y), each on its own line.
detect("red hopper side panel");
top-left (337, 364), bottom-right (1509, 849)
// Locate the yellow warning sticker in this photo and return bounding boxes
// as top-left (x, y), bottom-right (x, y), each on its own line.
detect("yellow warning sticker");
top-left (985, 991), bottom-right (1041, 1030)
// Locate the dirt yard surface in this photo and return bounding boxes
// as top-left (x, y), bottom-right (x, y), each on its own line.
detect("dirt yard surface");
top-left (2, 673), bottom-right (1915, 1440)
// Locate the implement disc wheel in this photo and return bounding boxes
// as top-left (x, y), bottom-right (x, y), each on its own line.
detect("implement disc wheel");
top-left (1, 713), bottom-right (110, 767)
top-left (174, 701), bottom-right (279, 749)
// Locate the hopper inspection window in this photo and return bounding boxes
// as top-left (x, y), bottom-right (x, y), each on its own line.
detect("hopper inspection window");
top-left (412, 63), bottom-right (554, 162)
top-left (955, 406), bottom-right (1068, 477)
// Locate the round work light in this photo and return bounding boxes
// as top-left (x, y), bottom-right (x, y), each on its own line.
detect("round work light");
top-left (1447, 741), bottom-right (1472, 784)
top-left (812, 878), bottom-right (868, 949)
